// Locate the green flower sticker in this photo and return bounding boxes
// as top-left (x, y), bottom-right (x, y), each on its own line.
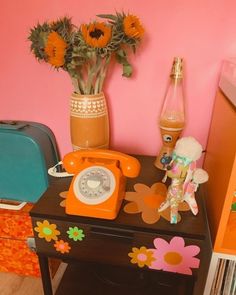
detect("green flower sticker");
top-left (67, 226), bottom-right (85, 241)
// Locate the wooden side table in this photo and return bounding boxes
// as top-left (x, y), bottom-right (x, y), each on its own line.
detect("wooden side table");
top-left (30, 155), bottom-right (211, 295)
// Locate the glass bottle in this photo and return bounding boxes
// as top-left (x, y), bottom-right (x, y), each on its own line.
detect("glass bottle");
top-left (154, 57), bottom-right (185, 170)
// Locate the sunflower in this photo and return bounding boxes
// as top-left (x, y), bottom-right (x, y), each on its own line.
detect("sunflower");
top-left (44, 31), bottom-right (68, 67)
top-left (81, 22), bottom-right (112, 48)
top-left (123, 14), bottom-right (144, 39)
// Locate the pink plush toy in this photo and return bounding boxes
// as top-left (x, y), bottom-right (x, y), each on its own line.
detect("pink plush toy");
top-left (158, 137), bottom-right (209, 224)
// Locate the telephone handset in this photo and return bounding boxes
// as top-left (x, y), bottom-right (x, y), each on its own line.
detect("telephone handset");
top-left (62, 149), bottom-right (141, 219)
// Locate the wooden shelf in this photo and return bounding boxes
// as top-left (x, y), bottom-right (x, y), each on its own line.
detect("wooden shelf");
top-left (55, 262), bottom-right (194, 295)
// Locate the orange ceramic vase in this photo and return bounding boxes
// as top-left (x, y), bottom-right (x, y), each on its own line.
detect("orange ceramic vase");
top-left (70, 92), bottom-right (109, 150)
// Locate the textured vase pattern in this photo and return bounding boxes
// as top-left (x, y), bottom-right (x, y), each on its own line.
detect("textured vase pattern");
top-left (70, 92), bottom-right (109, 150)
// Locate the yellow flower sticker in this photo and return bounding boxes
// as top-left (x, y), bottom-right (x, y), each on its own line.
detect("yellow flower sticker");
top-left (128, 246), bottom-right (155, 268)
top-left (34, 220), bottom-right (60, 242)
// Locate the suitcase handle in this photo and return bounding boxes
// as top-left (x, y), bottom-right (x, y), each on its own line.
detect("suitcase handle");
top-left (0, 121), bottom-right (27, 130)
top-left (0, 199), bottom-right (27, 210)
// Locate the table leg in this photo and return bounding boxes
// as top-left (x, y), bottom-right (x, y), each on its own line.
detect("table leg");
top-left (38, 254), bottom-right (53, 295)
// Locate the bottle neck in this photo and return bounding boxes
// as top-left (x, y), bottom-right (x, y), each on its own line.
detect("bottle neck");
top-left (170, 76), bottom-right (182, 85)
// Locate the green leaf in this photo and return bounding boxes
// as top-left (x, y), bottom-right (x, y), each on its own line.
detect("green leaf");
top-left (115, 50), bottom-right (133, 78)
top-left (96, 14), bottom-right (117, 21)
top-left (122, 64), bottom-right (132, 77)
top-left (117, 49), bottom-right (126, 57)
top-left (115, 49), bottom-right (127, 64)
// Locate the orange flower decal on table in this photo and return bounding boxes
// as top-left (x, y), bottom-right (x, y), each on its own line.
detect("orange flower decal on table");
top-left (34, 220), bottom-right (60, 242)
top-left (59, 191), bottom-right (68, 207)
top-left (34, 218), bottom-right (84, 255)
top-left (81, 22), bottom-right (112, 48)
top-left (44, 31), bottom-right (68, 67)
top-left (124, 182), bottom-right (189, 224)
top-left (54, 240), bottom-right (71, 254)
top-left (128, 246), bottom-right (155, 268)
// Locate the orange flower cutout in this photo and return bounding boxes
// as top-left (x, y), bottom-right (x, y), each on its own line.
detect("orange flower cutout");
top-left (59, 191), bottom-right (68, 208)
top-left (54, 240), bottom-right (71, 254)
top-left (81, 22), bottom-right (112, 48)
top-left (124, 183), bottom-right (189, 224)
top-left (123, 15), bottom-right (144, 39)
top-left (44, 31), bottom-right (67, 67)
top-left (128, 246), bottom-right (155, 268)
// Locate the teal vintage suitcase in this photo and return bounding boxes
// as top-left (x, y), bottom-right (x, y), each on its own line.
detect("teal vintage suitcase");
top-left (0, 121), bottom-right (60, 203)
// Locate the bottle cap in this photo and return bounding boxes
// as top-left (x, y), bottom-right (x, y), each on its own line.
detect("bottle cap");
top-left (170, 57), bottom-right (183, 79)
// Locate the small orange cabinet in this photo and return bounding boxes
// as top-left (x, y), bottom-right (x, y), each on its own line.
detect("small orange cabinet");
top-left (0, 203), bottom-right (41, 276)
top-left (203, 86), bottom-right (236, 254)
top-left (203, 59), bottom-right (236, 295)
top-left (0, 203), bottom-right (60, 277)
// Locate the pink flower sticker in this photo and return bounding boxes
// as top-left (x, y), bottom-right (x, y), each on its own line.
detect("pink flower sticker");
top-left (149, 236), bottom-right (200, 275)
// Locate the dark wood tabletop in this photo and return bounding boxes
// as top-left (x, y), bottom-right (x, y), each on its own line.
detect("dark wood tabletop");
top-left (31, 155), bottom-right (207, 240)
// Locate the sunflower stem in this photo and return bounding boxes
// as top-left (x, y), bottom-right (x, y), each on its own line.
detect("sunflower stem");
top-left (77, 70), bottom-right (86, 94)
top-left (71, 77), bottom-right (81, 94)
top-left (94, 58), bottom-right (104, 94)
top-left (97, 55), bottom-right (111, 93)
top-left (89, 55), bottom-right (104, 95)
top-left (86, 53), bottom-right (98, 94)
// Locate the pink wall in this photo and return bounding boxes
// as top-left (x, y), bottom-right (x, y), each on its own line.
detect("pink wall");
top-left (1, 0), bottom-right (236, 158)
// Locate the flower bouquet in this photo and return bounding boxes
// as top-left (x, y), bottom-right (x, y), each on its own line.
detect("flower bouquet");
top-left (28, 13), bottom-right (144, 95)
top-left (28, 13), bottom-right (144, 150)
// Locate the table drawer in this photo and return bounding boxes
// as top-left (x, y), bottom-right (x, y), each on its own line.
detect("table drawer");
top-left (32, 217), bottom-right (202, 276)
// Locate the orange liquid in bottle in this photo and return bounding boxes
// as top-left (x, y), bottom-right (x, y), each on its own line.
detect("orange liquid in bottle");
top-left (160, 111), bottom-right (185, 130)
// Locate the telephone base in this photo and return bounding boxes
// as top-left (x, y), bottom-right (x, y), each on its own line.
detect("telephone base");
top-left (65, 204), bottom-right (122, 220)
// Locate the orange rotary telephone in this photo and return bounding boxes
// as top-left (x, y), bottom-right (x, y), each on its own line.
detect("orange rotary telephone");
top-left (63, 149), bottom-right (141, 219)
